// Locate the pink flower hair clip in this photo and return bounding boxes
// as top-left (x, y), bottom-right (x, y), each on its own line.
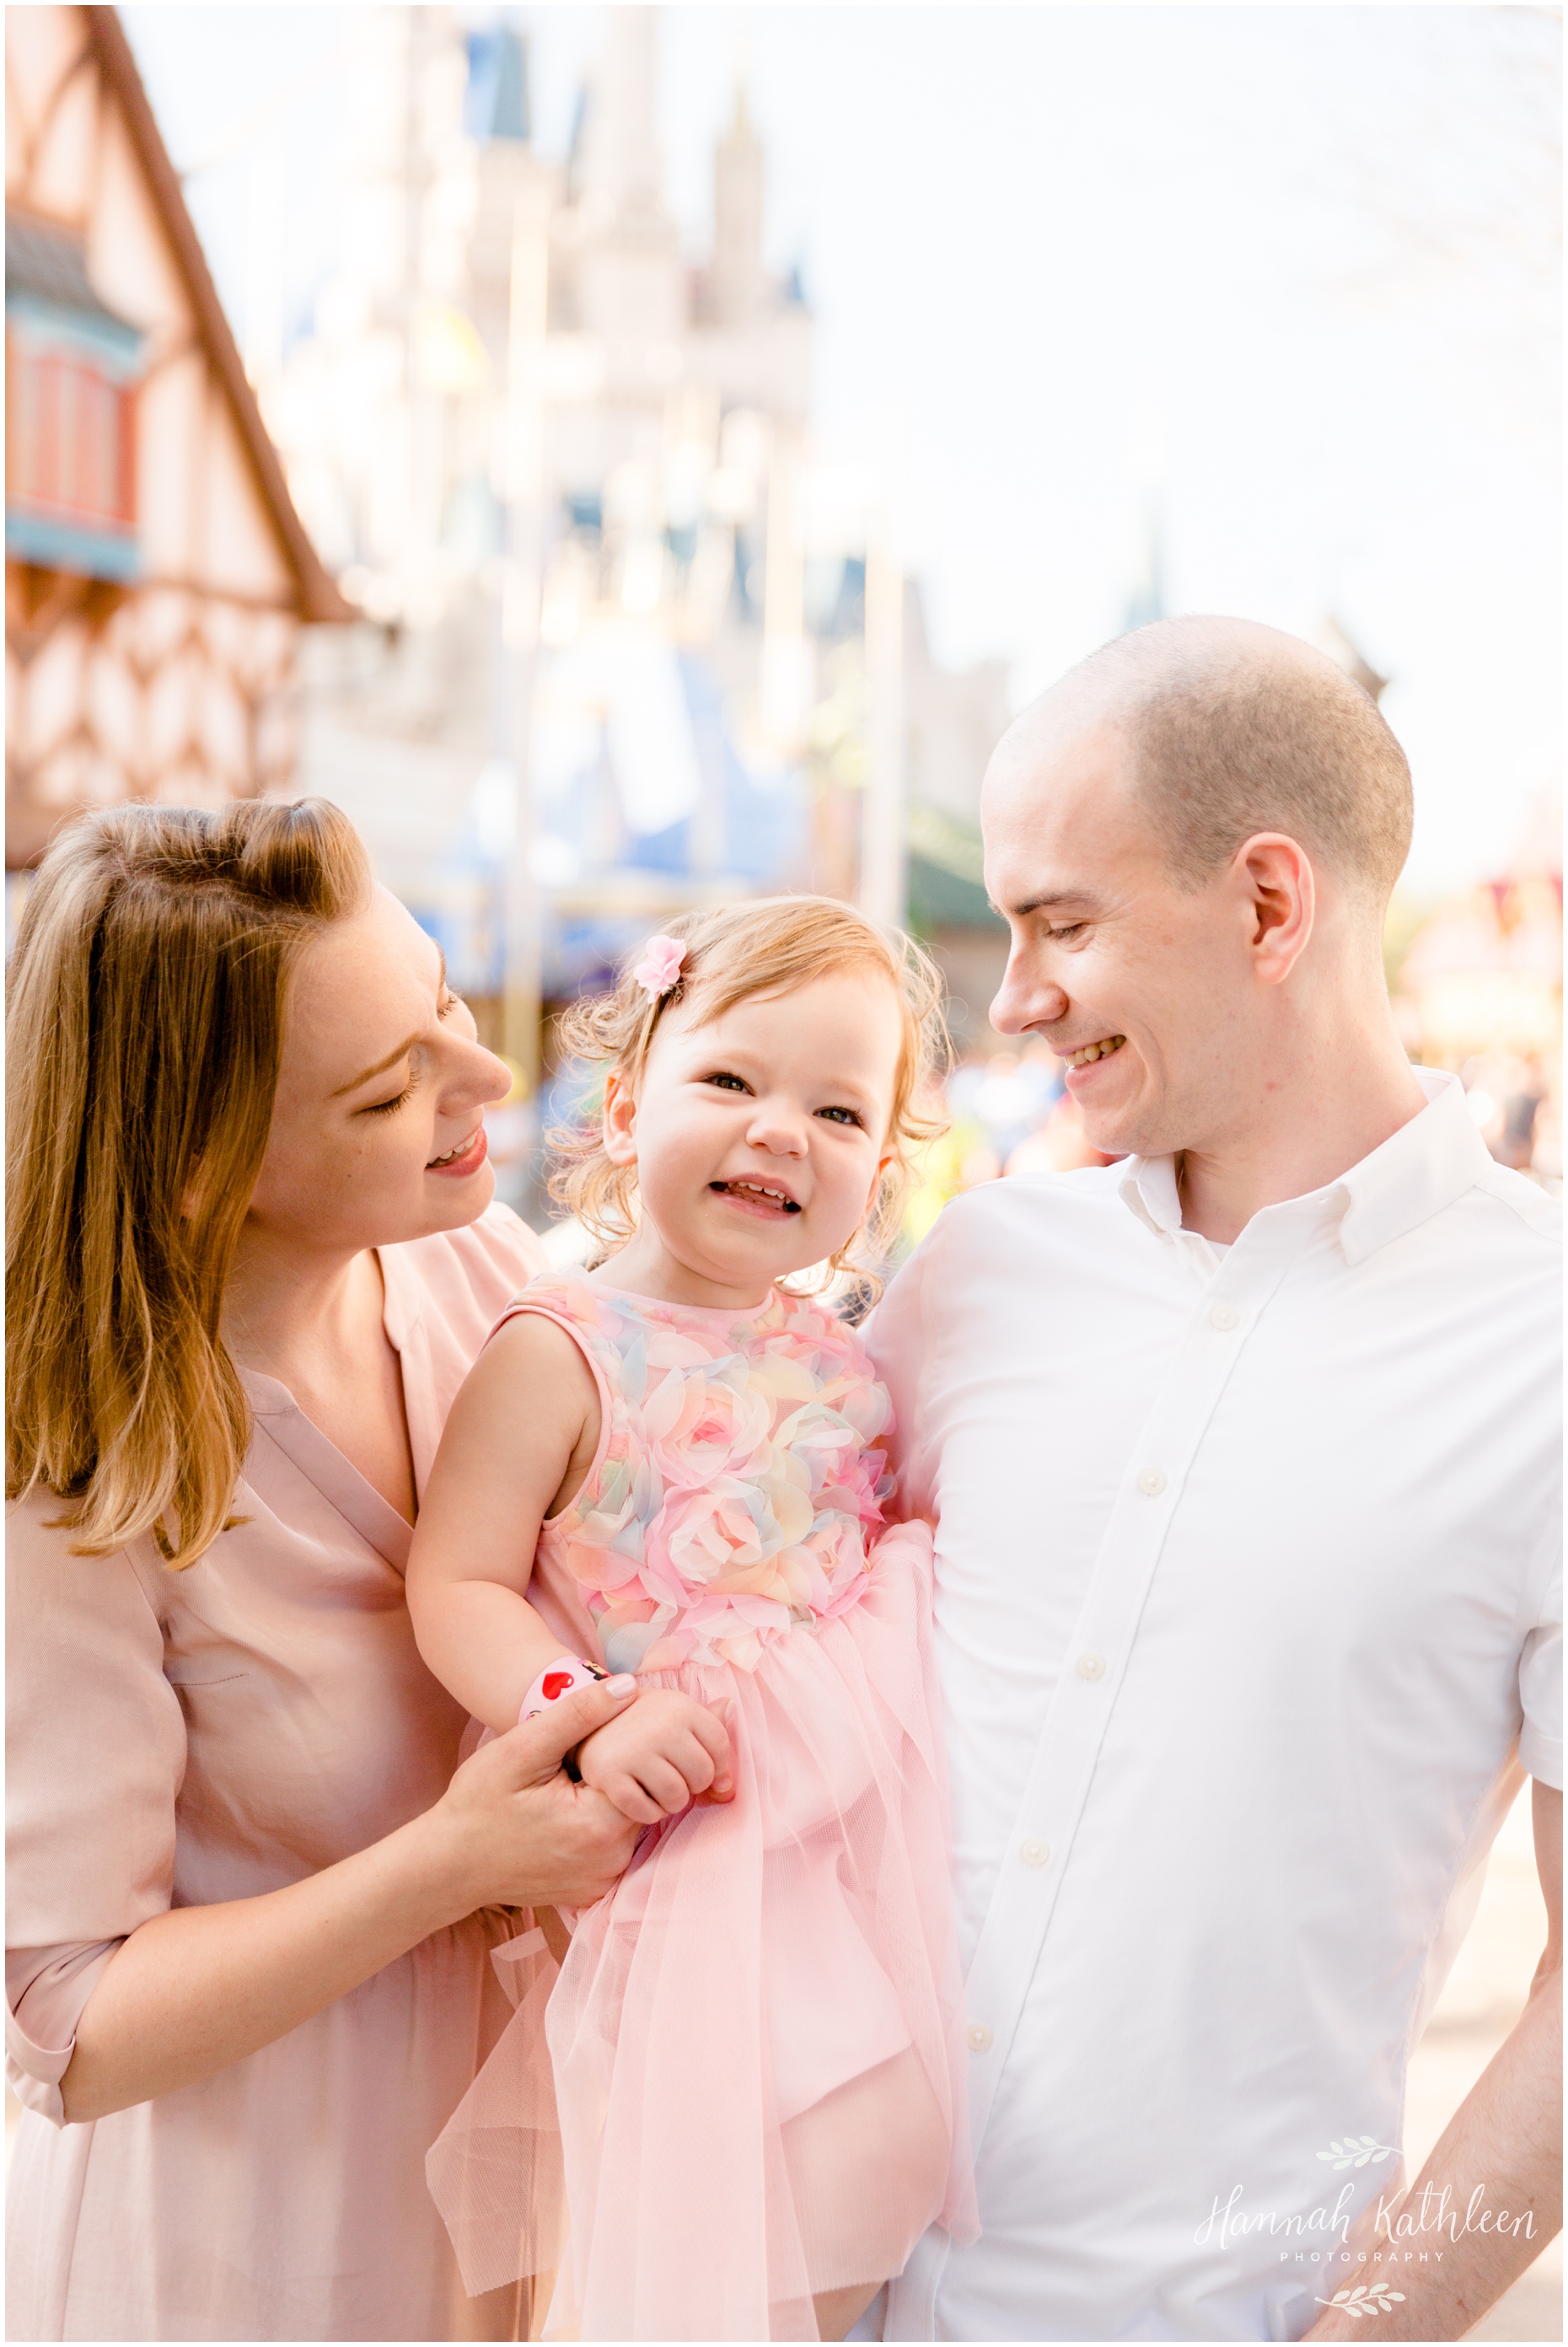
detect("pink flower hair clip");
top-left (631, 933), bottom-right (688, 1002)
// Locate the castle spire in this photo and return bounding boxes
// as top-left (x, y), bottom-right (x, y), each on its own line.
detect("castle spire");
top-left (577, 8), bottom-right (665, 228)
top-left (708, 80), bottom-right (766, 325)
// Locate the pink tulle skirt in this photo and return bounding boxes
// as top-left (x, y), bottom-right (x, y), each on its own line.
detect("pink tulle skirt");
top-left (426, 1521), bottom-right (975, 2340)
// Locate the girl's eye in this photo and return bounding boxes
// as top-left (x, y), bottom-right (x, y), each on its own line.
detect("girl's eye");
top-left (363, 1082), bottom-right (415, 1117)
top-left (438, 990), bottom-right (462, 1019)
top-left (706, 1071), bottom-right (751, 1093)
top-left (818, 1104), bottom-right (863, 1127)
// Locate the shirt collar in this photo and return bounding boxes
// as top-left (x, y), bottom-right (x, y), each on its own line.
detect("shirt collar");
top-left (1117, 1068), bottom-right (1493, 1265)
top-left (1117, 1151), bottom-right (1184, 1240)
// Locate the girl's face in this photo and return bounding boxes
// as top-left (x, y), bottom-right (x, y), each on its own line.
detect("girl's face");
top-left (603, 967), bottom-right (904, 1305)
top-left (244, 886), bottom-right (512, 1261)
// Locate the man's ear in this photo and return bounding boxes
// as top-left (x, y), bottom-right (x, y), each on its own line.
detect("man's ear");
top-left (1235, 833), bottom-right (1314, 986)
top-left (603, 1069), bottom-right (638, 1166)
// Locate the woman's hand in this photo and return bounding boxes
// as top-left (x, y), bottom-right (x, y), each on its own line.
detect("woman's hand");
top-left (424, 1676), bottom-right (648, 1909)
top-left (62, 1678), bottom-right (647, 2124)
top-left (577, 1688), bottom-right (735, 1825)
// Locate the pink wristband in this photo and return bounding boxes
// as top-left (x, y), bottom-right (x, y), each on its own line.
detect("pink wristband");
top-left (518, 1653), bottom-right (609, 1723)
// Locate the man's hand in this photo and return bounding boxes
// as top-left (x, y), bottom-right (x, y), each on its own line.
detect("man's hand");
top-left (1304, 1781), bottom-right (1562, 2342)
top-left (432, 1676), bottom-right (648, 1909)
top-left (577, 1687), bottom-right (734, 1824)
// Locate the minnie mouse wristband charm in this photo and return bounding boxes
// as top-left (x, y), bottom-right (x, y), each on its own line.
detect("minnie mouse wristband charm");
top-left (518, 1654), bottom-right (609, 1723)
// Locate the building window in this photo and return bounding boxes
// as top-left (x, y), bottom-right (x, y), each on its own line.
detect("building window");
top-left (5, 212), bottom-right (144, 581)
top-left (7, 339), bottom-right (136, 529)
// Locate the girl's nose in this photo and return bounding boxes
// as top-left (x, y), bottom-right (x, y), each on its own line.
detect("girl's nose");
top-left (745, 1098), bottom-right (809, 1156)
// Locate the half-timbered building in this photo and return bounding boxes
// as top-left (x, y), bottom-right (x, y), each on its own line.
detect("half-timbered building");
top-left (5, 4), bottom-right (347, 867)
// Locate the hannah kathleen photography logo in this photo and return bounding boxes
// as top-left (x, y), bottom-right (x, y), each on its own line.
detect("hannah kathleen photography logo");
top-left (1194, 2132), bottom-right (1538, 2319)
top-left (1312, 2280), bottom-right (1406, 2320)
top-left (1317, 2137), bottom-right (1397, 2172)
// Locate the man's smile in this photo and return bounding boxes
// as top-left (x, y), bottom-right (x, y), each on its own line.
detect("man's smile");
top-left (1065, 1035), bottom-right (1127, 1070)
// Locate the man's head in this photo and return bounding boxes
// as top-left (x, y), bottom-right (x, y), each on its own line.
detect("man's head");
top-left (982, 616), bottom-right (1413, 1161)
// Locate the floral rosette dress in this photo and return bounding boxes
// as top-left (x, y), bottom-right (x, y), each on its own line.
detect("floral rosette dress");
top-left (426, 1277), bottom-right (975, 2343)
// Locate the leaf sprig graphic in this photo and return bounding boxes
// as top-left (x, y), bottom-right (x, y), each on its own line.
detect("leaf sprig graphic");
top-left (1313, 2284), bottom-right (1407, 2317)
top-left (1317, 2135), bottom-right (1398, 2170)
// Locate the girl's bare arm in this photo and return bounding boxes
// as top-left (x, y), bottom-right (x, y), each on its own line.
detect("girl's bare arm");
top-left (405, 1314), bottom-right (603, 1731)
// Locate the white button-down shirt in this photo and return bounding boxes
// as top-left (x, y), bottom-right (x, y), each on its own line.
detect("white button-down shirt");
top-left (866, 1071), bottom-right (1560, 2342)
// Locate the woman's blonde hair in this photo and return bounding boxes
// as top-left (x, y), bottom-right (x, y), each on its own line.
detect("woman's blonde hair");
top-left (550, 895), bottom-right (949, 1293)
top-left (6, 799), bottom-right (371, 1569)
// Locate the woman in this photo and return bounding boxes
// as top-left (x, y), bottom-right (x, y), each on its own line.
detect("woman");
top-left (5, 801), bottom-right (647, 2343)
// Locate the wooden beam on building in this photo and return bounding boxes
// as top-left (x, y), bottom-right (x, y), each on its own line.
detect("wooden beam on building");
top-left (79, 7), bottom-right (353, 626)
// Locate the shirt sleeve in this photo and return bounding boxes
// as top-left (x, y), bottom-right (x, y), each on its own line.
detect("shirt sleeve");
top-left (5, 1494), bottom-right (185, 2123)
top-left (6, 1942), bottom-right (124, 2115)
top-left (863, 1233), bottom-right (937, 1521)
top-left (1518, 1544), bottom-right (1562, 1791)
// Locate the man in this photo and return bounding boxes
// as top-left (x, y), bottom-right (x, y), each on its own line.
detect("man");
top-left (866, 618), bottom-right (1560, 2342)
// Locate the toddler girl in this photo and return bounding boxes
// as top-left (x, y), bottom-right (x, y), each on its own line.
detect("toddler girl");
top-left (407, 897), bottom-right (974, 2342)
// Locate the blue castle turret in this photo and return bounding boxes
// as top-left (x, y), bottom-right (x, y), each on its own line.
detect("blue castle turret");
top-left (464, 20), bottom-right (529, 145)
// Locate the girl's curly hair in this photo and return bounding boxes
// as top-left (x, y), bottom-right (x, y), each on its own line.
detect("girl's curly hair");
top-left (549, 895), bottom-right (950, 1297)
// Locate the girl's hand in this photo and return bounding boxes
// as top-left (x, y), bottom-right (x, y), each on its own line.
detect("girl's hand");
top-left (577, 1689), bottom-right (735, 1824)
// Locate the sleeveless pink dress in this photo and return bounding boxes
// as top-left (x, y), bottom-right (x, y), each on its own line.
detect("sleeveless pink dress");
top-left (426, 1276), bottom-right (975, 2341)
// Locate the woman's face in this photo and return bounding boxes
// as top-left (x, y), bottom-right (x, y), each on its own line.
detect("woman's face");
top-left (245, 886), bottom-right (512, 1257)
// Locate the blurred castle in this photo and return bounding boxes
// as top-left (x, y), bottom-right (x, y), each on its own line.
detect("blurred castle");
top-left (261, 9), bottom-right (1008, 1041)
top-left (3, 4), bottom-right (346, 871)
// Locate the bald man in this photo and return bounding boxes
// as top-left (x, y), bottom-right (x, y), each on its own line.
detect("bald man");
top-left (864, 620), bottom-right (1560, 2343)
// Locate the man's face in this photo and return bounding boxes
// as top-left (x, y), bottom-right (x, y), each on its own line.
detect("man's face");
top-left (983, 713), bottom-right (1265, 1161)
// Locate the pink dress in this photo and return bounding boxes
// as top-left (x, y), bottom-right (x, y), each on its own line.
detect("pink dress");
top-left (426, 1278), bottom-right (975, 2342)
top-left (6, 1206), bottom-right (546, 2343)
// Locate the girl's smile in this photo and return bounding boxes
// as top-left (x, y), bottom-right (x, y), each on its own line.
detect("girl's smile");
top-left (707, 1175), bottom-right (803, 1216)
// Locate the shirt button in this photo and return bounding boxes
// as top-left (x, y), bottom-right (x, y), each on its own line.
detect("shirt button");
top-left (1020, 1839), bottom-right (1050, 1866)
top-left (1209, 1302), bottom-right (1238, 1330)
top-left (967, 2022), bottom-right (993, 2053)
top-left (1076, 1650), bottom-right (1105, 1681)
top-left (1136, 1467), bottom-right (1167, 1496)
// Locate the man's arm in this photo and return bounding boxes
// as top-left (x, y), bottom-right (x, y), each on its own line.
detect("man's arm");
top-left (1304, 1780), bottom-right (1562, 2343)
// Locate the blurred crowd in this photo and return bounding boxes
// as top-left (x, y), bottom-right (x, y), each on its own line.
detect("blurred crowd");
top-left (903, 1042), bottom-right (1102, 1247)
top-left (900, 1038), bottom-right (1560, 1254)
top-left (1457, 1053), bottom-right (1559, 1182)
top-left (515, 1023), bottom-right (1560, 1280)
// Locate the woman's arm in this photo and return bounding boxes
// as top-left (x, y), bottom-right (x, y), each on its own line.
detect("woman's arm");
top-left (405, 1314), bottom-right (604, 1730)
top-left (61, 1677), bottom-right (640, 2122)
